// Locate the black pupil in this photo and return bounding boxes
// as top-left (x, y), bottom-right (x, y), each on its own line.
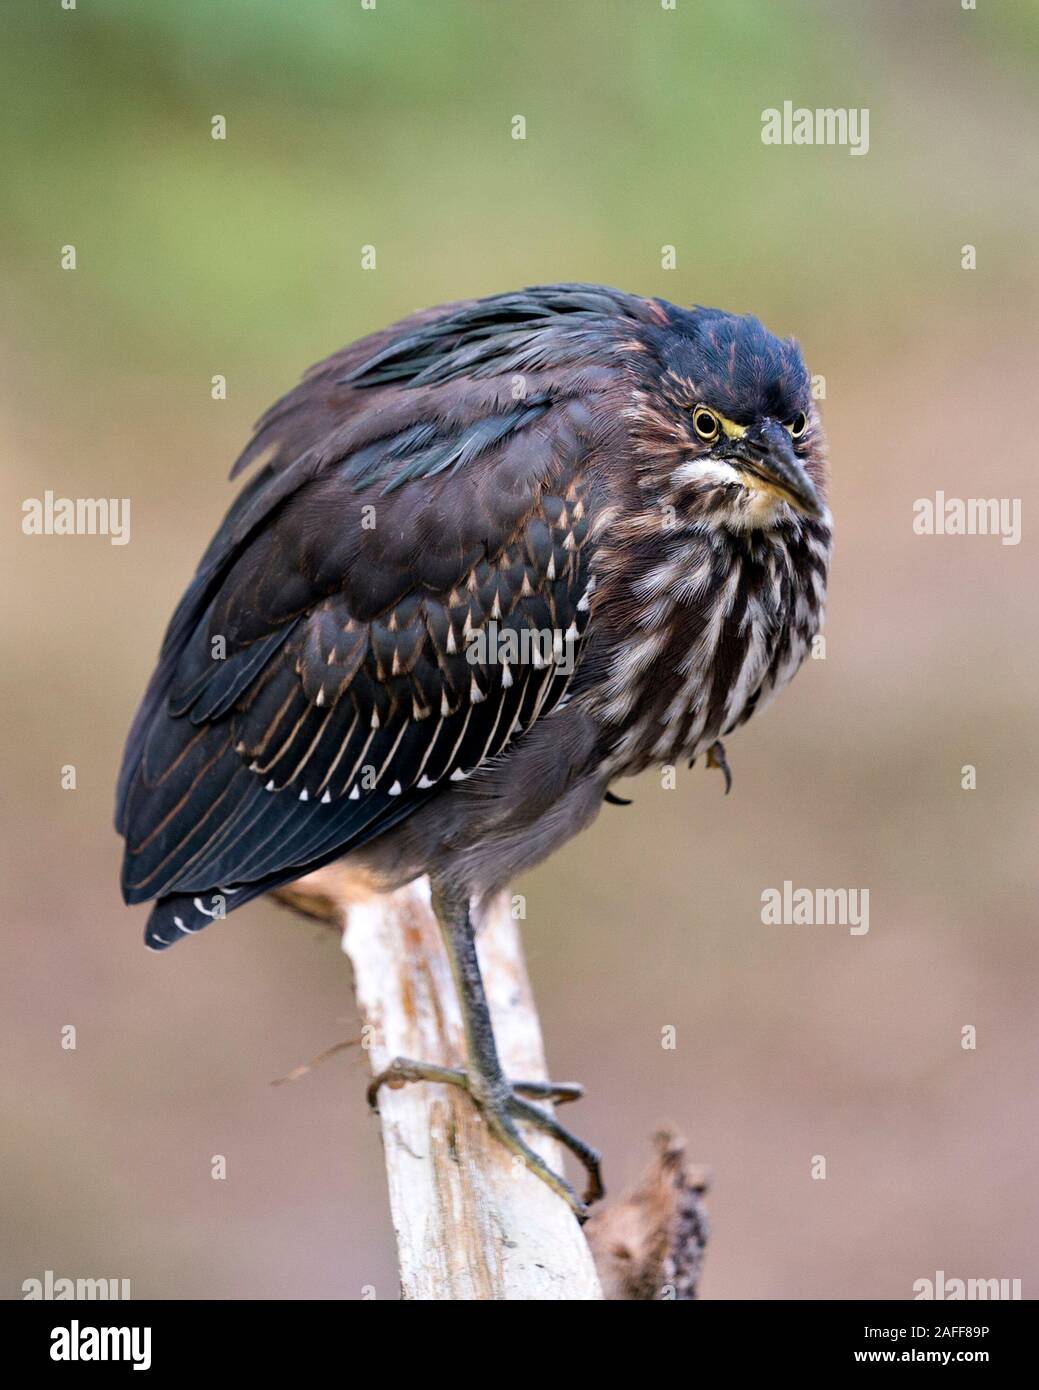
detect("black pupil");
top-left (792, 413), bottom-right (806, 434)
top-left (696, 412), bottom-right (715, 435)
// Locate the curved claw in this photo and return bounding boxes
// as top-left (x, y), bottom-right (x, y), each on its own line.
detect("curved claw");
top-left (604, 789), bottom-right (633, 806)
top-left (698, 739), bottom-right (732, 794)
top-left (481, 1103), bottom-right (589, 1219)
top-left (507, 1094), bottom-right (604, 1206)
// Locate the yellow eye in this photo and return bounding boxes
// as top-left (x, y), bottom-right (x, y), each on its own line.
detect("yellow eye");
top-left (789, 410), bottom-right (808, 439)
top-left (692, 407), bottom-right (720, 442)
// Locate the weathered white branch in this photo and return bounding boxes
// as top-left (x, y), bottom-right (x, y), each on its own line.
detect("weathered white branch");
top-left (340, 879), bottom-right (604, 1301)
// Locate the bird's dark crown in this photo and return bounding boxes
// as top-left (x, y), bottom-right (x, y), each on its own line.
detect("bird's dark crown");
top-left (653, 303), bottom-right (810, 423)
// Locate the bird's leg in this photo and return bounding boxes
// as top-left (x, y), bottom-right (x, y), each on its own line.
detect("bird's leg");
top-left (366, 881), bottom-right (603, 1218)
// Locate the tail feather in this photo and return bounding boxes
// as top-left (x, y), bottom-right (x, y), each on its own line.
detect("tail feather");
top-left (142, 793), bottom-right (425, 950)
top-left (144, 889), bottom-right (246, 950)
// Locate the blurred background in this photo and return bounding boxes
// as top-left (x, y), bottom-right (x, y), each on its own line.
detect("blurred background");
top-left (3, 0), bottom-right (1037, 1300)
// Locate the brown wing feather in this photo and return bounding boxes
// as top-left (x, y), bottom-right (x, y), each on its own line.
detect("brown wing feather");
top-left (118, 286), bottom-right (648, 904)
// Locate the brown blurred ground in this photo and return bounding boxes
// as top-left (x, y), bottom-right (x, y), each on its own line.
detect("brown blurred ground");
top-left (2, 0), bottom-right (1037, 1299)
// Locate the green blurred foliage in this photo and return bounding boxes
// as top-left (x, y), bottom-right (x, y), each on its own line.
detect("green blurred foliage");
top-left (5, 0), bottom-right (1036, 385)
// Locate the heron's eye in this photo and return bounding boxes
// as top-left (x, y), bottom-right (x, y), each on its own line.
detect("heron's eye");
top-left (692, 407), bottom-right (720, 442)
top-left (789, 410), bottom-right (808, 439)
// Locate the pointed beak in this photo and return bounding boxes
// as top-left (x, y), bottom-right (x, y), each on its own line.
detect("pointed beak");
top-left (728, 420), bottom-right (822, 518)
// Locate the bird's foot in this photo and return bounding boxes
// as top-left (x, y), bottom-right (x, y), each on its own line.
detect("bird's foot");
top-left (691, 739), bottom-right (733, 794)
top-left (367, 1056), bottom-right (603, 1219)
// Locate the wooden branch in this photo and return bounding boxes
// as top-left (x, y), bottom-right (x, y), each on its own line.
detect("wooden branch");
top-left (276, 875), bottom-right (711, 1299)
top-left (339, 879), bottom-right (604, 1301)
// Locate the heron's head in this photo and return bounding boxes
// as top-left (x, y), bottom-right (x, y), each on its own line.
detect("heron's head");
top-left (629, 303), bottom-right (829, 533)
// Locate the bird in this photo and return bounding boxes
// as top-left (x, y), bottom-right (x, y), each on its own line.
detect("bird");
top-left (116, 283), bottom-right (831, 1218)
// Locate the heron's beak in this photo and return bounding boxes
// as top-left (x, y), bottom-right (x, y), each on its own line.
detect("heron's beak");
top-left (729, 420), bottom-right (822, 518)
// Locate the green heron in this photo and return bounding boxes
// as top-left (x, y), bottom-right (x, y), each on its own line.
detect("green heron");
top-left (117, 284), bottom-right (831, 1217)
